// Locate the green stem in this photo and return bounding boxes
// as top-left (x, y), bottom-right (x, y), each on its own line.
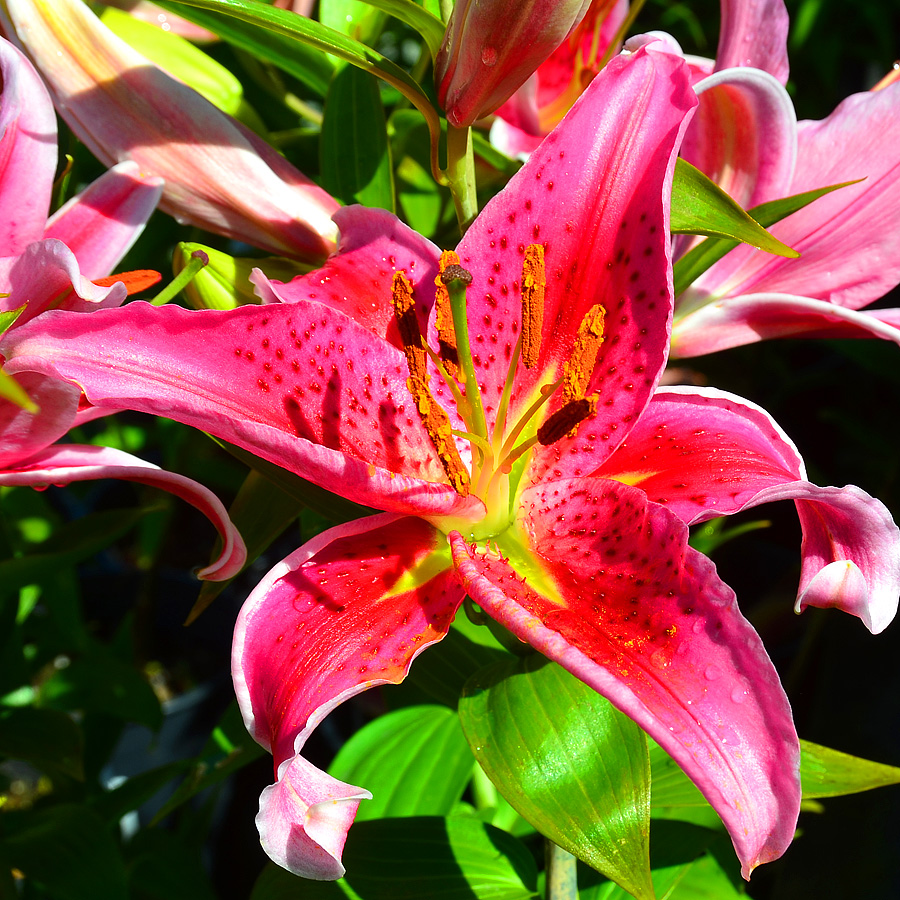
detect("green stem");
top-left (545, 841), bottom-right (578, 900)
top-left (444, 124), bottom-right (478, 234)
top-left (151, 250), bottom-right (209, 306)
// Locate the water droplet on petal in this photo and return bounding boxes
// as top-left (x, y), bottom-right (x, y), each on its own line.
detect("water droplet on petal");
top-left (731, 687), bottom-right (747, 704)
top-left (650, 650), bottom-right (670, 669)
top-left (481, 46), bottom-right (498, 66)
top-left (704, 665), bottom-right (721, 681)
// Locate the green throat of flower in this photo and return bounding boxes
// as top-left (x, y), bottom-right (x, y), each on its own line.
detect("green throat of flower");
top-left (391, 245), bottom-right (605, 539)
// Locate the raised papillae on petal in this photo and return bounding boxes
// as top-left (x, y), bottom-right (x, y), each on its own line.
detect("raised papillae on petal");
top-left (233, 514), bottom-right (465, 877)
top-left (449, 477), bottom-right (801, 878)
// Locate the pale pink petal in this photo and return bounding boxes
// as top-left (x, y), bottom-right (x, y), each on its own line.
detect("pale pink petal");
top-left (3, 0), bottom-right (339, 261)
top-left (252, 206), bottom-right (441, 345)
top-left (594, 387), bottom-right (900, 633)
top-left (449, 477), bottom-right (800, 879)
top-left (671, 293), bottom-right (900, 357)
top-left (43, 160), bottom-right (163, 279)
top-left (0, 372), bottom-right (80, 467)
top-left (0, 300), bottom-right (482, 520)
top-left (681, 68), bottom-right (796, 212)
top-left (454, 44), bottom-right (696, 458)
top-left (0, 444), bottom-right (246, 580)
top-left (0, 37), bottom-right (56, 255)
top-left (0, 239), bottom-right (127, 325)
top-left (715, 0), bottom-right (789, 84)
top-left (233, 514), bottom-right (465, 877)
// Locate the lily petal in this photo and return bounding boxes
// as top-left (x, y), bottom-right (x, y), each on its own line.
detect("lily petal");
top-left (449, 477), bottom-right (800, 879)
top-left (43, 160), bottom-right (163, 280)
top-left (233, 514), bottom-right (465, 877)
top-left (0, 36), bottom-right (56, 256)
top-left (0, 444), bottom-right (247, 580)
top-left (594, 387), bottom-right (900, 632)
top-left (456, 43), bottom-right (696, 446)
top-left (715, 0), bottom-right (789, 84)
top-left (2, 0), bottom-right (340, 261)
top-left (0, 300), bottom-right (482, 520)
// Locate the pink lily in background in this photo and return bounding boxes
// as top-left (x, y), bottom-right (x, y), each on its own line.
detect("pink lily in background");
top-left (3, 44), bottom-right (898, 881)
top-left (671, 65), bottom-right (900, 355)
top-left (0, 0), bottom-right (340, 262)
top-left (0, 36), bottom-right (245, 581)
top-left (435, 0), bottom-right (593, 128)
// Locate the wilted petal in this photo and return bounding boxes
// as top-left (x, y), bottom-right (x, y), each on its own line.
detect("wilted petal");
top-left (0, 37), bottom-right (56, 256)
top-left (449, 477), bottom-right (800, 879)
top-left (595, 387), bottom-right (900, 632)
top-left (0, 444), bottom-right (246, 580)
top-left (233, 514), bottom-right (465, 877)
top-left (2, 0), bottom-right (340, 261)
top-left (43, 160), bottom-right (163, 280)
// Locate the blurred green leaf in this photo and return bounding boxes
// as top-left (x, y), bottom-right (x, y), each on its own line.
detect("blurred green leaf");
top-left (0, 706), bottom-right (83, 780)
top-left (253, 817), bottom-right (539, 899)
top-left (125, 829), bottom-right (218, 900)
top-left (329, 705), bottom-right (473, 819)
top-left (89, 761), bottom-right (194, 824)
top-left (800, 740), bottom-right (900, 798)
top-left (2, 804), bottom-right (129, 900)
top-left (671, 159), bottom-right (797, 257)
top-left (459, 656), bottom-right (654, 900)
top-left (321, 65), bottom-right (395, 211)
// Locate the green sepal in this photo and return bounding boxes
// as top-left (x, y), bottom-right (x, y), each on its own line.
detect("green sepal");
top-left (671, 158), bottom-right (798, 257)
top-left (459, 655), bottom-right (655, 900)
top-left (673, 178), bottom-right (859, 297)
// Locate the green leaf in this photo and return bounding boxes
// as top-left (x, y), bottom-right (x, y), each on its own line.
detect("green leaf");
top-left (459, 656), bottom-right (654, 900)
top-left (799, 739), bottom-right (900, 798)
top-left (0, 366), bottom-right (37, 413)
top-left (673, 178), bottom-right (857, 297)
top-left (321, 65), bottom-right (395, 211)
top-left (688, 517), bottom-right (771, 557)
top-left (2, 804), bottom-right (129, 900)
top-left (648, 740), bottom-right (708, 809)
top-left (329, 705), bottom-right (473, 820)
top-left (321, 0), bottom-right (445, 57)
top-left (89, 761), bottom-right (194, 824)
top-left (671, 158), bottom-right (797, 257)
top-left (155, 0), bottom-right (335, 96)
top-left (38, 656), bottom-right (162, 730)
top-left (0, 706), bottom-right (84, 780)
top-left (320, 0), bottom-right (387, 45)
top-left (253, 816), bottom-right (539, 900)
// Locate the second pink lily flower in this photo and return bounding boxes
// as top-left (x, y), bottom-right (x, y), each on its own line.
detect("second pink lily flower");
top-left (1, 0), bottom-right (340, 262)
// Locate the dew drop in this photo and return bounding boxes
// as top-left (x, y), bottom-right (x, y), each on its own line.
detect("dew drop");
top-left (481, 45), bottom-right (498, 66)
top-left (730, 687), bottom-right (747, 704)
top-left (704, 665), bottom-right (721, 681)
top-left (650, 650), bottom-right (670, 669)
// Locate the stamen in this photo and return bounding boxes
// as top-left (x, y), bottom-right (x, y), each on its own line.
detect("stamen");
top-left (521, 244), bottom-right (545, 369)
top-left (537, 396), bottom-right (596, 445)
top-left (562, 304), bottom-right (606, 403)
top-left (434, 250), bottom-right (460, 376)
top-left (392, 271), bottom-right (470, 496)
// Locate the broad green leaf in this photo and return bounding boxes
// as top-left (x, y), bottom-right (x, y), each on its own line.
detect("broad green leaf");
top-left (38, 655), bottom-right (162, 730)
top-left (671, 158), bottom-right (797, 257)
top-left (799, 739), bottom-right (900, 798)
top-left (151, 701), bottom-right (266, 822)
top-left (158, 0), bottom-right (441, 138)
top-left (459, 656), bottom-right (654, 900)
top-left (321, 65), bottom-right (395, 211)
top-left (188, 468), bottom-right (304, 623)
top-left (673, 179), bottom-right (857, 297)
top-left (0, 706), bottom-right (83, 780)
top-left (2, 804), bottom-right (129, 900)
top-left (390, 109), bottom-right (445, 238)
top-left (156, 0), bottom-right (335, 96)
top-left (329, 705), bottom-right (473, 819)
top-left (648, 740), bottom-right (707, 808)
top-left (252, 817), bottom-right (538, 899)
top-left (321, 0), bottom-right (445, 57)
top-left (0, 507), bottom-right (149, 600)
top-left (320, 0), bottom-right (387, 45)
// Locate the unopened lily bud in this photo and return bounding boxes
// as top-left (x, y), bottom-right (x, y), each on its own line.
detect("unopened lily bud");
top-left (2, 0), bottom-right (340, 262)
top-left (435, 0), bottom-right (592, 128)
top-left (173, 243), bottom-right (309, 310)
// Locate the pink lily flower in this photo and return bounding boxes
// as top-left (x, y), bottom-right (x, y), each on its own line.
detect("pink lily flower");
top-left (671, 65), bottom-right (900, 356)
top-left (1, 0), bottom-right (340, 262)
top-left (435, 0), bottom-right (593, 128)
top-left (2, 45), bottom-right (898, 880)
top-left (0, 36), bottom-right (245, 580)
